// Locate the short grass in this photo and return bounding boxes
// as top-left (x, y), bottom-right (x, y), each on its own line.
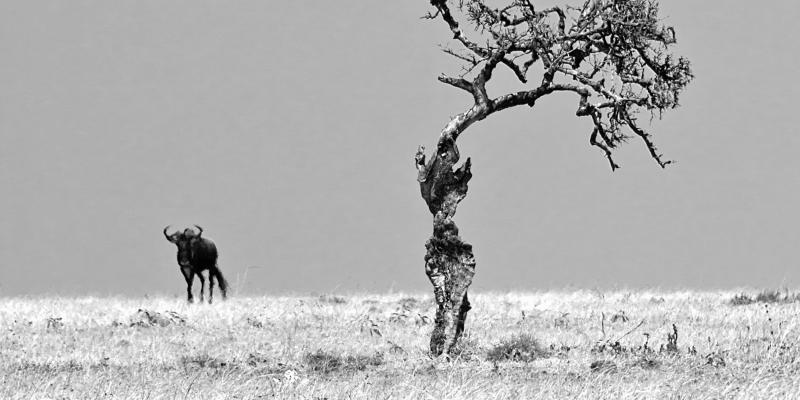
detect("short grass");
top-left (2, 290), bottom-right (799, 399)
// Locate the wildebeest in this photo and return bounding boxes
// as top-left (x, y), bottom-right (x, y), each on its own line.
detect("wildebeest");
top-left (163, 225), bottom-right (228, 303)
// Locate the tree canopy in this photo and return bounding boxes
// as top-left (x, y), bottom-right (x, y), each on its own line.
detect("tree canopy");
top-left (422, 0), bottom-right (693, 169)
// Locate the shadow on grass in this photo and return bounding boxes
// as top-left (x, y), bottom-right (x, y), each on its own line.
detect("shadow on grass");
top-left (303, 350), bottom-right (384, 374)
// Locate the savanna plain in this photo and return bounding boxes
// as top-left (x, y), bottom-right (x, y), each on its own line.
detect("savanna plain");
top-left (2, 290), bottom-right (799, 399)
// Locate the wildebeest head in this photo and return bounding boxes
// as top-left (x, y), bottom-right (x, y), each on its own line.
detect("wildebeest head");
top-left (164, 225), bottom-right (204, 265)
top-left (164, 225), bottom-right (203, 242)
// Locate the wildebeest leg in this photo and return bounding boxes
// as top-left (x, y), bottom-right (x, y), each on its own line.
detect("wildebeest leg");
top-left (180, 266), bottom-right (194, 303)
top-left (208, 272), bottom-right (216, 304)
top-left (196, 272), bottom-right (206, 303)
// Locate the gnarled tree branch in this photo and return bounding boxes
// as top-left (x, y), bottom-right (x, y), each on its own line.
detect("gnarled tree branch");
top-left (424, 0), bottom-right (692, 169)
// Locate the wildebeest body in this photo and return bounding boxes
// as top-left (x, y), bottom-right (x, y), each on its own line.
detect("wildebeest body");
top-left (188, 238), bottom-right (217, 270)
top-left (164, 225), bottom-right (228, 303)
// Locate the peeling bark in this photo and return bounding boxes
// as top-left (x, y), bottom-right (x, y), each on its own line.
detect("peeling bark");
top-left (416, 134), bottom-right (476, 356)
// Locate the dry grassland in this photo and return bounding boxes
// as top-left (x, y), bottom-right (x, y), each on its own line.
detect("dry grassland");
top-left (1, 290), bottom-right (799, 399)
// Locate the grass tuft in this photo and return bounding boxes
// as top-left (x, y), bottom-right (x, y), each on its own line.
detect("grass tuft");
top-left (486, 333), bottom-right (549, 362)
top-left (449, 335), bottom-right (482, 361)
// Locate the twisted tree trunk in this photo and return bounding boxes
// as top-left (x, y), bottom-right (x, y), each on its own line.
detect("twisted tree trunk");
top-left (414, 0), bottom-right (692, 358)
top-left (415, 133), bottom-right (476, 356)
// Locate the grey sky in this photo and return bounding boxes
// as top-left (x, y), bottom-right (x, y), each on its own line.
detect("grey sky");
top-left (1, 1), bottom-right (799, 296)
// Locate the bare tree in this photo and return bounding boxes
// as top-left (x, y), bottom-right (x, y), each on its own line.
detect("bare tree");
top-left (415, 0), bottom-right (693, 356)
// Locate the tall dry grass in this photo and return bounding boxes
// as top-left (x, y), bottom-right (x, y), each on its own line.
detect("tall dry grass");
top-left (1, 290), bottom-right (799, 399)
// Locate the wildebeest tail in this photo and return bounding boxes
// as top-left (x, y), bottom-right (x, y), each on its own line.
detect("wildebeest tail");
top-left (211, 265), bottom-right (228, 299)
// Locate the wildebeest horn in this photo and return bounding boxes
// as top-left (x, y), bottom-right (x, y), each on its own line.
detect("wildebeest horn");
top-left (163, 225), bottom-right (175, 239)
top-left (193, 225), bottom-right (203, 236)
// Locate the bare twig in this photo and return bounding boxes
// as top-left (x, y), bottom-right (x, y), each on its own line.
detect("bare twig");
top-left (615, 319), bottom-right (646, 342)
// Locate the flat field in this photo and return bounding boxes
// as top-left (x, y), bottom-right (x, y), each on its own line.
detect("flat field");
top-left (1, 290), bottom-right (799, 399)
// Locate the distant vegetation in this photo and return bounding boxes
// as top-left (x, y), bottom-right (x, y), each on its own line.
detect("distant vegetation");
top-left (729, 289), bottom-right (800, 305)
top-left (2, 290), bottom-right (799, 398)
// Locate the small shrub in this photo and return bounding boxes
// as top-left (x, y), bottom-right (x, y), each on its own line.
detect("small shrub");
top-left (487, 333), bottom-right (549, 362)
top-left (592, 340), bottom-right (624, 354)
top-left (730, 293), bottom-right (755, 306)
top-left (662, 324), bottom-right (679, 353)
top-left (303, 350), bottom-right (383, 374)
top-left (318, 294), bottom-right (347, 304)
top-left (705, 352), bottom-right (726, 367)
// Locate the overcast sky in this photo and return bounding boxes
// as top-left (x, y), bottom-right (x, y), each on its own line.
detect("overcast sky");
top-left (1, 1), bottom-right (799, 296)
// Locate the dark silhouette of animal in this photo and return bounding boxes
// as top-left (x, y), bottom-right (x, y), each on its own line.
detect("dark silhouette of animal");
top-left (163, 225), bottom-right (228, 303)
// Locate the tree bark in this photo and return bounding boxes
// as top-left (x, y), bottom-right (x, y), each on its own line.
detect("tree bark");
top-left (416, 133), bottom-right (476, 356)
